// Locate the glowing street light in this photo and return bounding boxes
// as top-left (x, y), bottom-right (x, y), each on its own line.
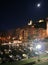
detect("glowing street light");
top-left (36, 44), bottom-right (42, 61)
top-left (39, 20), bottom-right (44, 23)
top-left (36, 45), bottom-right (41, 50)
top-left (28, 20), bottom-right (32, 25)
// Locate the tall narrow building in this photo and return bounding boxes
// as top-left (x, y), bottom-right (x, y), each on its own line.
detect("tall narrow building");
top-left (46, 18), bottom-right (48, 37)
top-left (47, 21), bottom-right (48, 36)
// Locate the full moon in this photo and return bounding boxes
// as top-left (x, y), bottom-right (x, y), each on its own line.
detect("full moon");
top-left (37, 3), bottom-right (41, 7)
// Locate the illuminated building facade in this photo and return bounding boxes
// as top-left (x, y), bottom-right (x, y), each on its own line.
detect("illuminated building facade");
top-left (0, 18), bottom-right (48, 46)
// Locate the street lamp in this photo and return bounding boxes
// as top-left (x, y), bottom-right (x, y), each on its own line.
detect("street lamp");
top-left (36, 45), bottom-right (41, 50)
top-left (36, 44), bottom-right (41, 61)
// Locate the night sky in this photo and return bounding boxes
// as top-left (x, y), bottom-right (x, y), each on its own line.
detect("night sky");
top-left (0, 0), bottom-right (48, 30)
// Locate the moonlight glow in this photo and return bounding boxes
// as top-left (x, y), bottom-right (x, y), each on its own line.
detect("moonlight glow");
top-left (37, 3), bottom-right (41, 7)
